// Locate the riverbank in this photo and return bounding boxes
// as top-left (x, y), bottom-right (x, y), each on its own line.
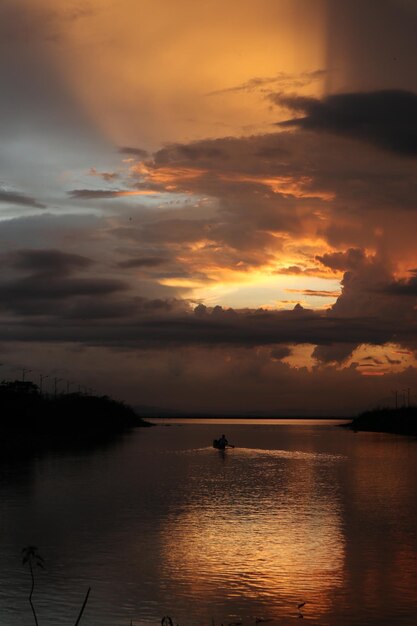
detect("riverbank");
top-left (0, 380), bottom-right (151, 455)
top-left (347, 406), bottom-right (417, 436)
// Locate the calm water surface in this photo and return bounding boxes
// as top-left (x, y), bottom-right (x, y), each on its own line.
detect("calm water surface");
top-left (1, 419), bottom-right (417, 626)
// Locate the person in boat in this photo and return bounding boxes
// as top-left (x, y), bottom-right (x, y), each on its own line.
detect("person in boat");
top-left (218, 434), bottom-right (228, 448)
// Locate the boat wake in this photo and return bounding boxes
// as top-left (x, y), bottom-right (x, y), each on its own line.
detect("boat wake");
top-left (176, 447), bottom-right (346, 462)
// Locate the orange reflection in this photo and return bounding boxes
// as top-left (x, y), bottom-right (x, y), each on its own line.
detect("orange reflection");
top-left (159, 452), bottom-right (345, 621)
top-left (345, 436), bottom-right (417, 616)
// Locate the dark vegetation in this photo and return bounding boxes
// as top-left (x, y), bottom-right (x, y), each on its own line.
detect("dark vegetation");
top-left (348, 405), bottom-right (417, 436)
top-left (0, 380), bottom-right (151, 454)
top-left (22, 546), bottom-right (91, 626)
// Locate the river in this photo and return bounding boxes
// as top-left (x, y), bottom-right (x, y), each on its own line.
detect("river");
top-left (1, 419), bottom-right (417, 626)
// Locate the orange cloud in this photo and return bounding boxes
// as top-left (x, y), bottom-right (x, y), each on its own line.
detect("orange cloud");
top-left (218, 172), bottom-right (335, 200)
top-left (133, 164), bottom-right (207, 191)
top-left (40, 0), bottom-right (327, 148)
top-left (136, 161), bottom-right (334, 201)
top-left (285, 288), bottom-right (341, 297)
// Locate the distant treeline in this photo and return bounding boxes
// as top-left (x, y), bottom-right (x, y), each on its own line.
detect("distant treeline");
top-left (348, 405), bottom-right (417, 436)
top-left (0, 380), bottom-right (150, 452)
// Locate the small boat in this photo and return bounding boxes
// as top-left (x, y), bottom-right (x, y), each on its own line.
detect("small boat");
top-left (213, 439), bottom-right (235, 450)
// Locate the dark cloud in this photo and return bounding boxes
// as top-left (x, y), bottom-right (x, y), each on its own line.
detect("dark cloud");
top-left (150, 124), bottom-right (417, 225)
top-left (0, 276), bottom-right (127, 314)
top-left (117, 256), bottom-right (167, 269)
top-left (0, 189), bottom-right (46, 209)
top-left (118, 146), bottom-right (149, 158)
top-left (312, 343), bottom-right (358, 364)
top-left (275, 266), bottom-right (320, 277)
top-left (0, 299), bottom-right (404, 348)
top-left (385, 355), bottom-right (402, 365)
top-left (275, 90), bottom-right (417, 157)
top-left (89, 168), bottom-right (119, 182)
top-left (7, 340), bottom-right (415, 416)
top-left (134, 218), bottom-right (213, 244)
top-left (68, 189), bottom-right (125, 199)
top-left (6, 249), bottom-right (93, 275)
top-left (0, 213), bottom-right (103, 256)
top-left (316, 248), bottom-right (367, 272)
top-left (270, 346), bottom-right (292, 360)
top-left (167, 145), bottom-right (225, 161)
top-left (383, 272), bottom-right (417, 296)
top-left (254, 145), bottom-right (289, 160)
top-left (62, 298), bottom-right (140, 321)
top-left (0, 248), bottom-right (127, 317)
top-left (362, 356), bottom-right (383, 364)
top-left (329, 252), bottom-right (417, 322)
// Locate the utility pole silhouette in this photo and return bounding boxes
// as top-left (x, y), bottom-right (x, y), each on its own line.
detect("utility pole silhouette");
top-left (66, 380), bottom-right (73, 394)
top-left (54, 378), bottom-right (62, 398)
top-left (391, 388), bottom-right (413, 409)
top-left (403, 388), bottom-right (411, 408)
top-left (39, 374), bottom-right (48, 395)
top-left (22, 368), bottom-right (32, 382)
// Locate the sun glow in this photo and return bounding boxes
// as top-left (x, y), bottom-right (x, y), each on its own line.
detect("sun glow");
top-left (155, 232), bottom-right (343, 310)
top-left (39, 0), bottom-right (327, 148)
top-left (188, 272), bottom-right (341, 310)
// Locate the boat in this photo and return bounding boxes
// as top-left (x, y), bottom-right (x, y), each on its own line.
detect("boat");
top-left (213, 438), bottom-right (235, 450)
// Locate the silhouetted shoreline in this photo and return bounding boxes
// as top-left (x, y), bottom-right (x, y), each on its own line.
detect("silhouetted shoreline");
top-left (346, 406), bottom-right (417, 436)
top-left (149, 415), bottom-right (342, 419)
top-left (0, 380), bottom-right (151, 456)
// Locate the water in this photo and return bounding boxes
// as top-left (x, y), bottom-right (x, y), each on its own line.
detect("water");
top-left (1, 419), bottom-right (417, 626)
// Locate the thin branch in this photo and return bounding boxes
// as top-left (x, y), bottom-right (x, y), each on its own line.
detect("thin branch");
top-left (28, 560), bottom-right (39, 626)
top-left (74, 587), bottom-right (91, 626)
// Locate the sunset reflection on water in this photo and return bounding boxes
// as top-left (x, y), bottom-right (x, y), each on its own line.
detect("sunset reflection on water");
top-left (159, 446), bottom-right (345, 622)
top-left (2, 423), bottom-right (417, 626)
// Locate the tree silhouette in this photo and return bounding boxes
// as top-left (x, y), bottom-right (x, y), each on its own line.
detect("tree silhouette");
top-left (21, 546), bottom-right (91, 626)
top-left (22, 546), bottom-right (44, 626)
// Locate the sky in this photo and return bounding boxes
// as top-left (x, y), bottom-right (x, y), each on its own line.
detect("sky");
top-left (2, 0), bottom-right (417, 415)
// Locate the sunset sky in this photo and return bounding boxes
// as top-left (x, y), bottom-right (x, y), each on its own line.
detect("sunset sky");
top-left (2, 0), bottom-right (417, 415)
